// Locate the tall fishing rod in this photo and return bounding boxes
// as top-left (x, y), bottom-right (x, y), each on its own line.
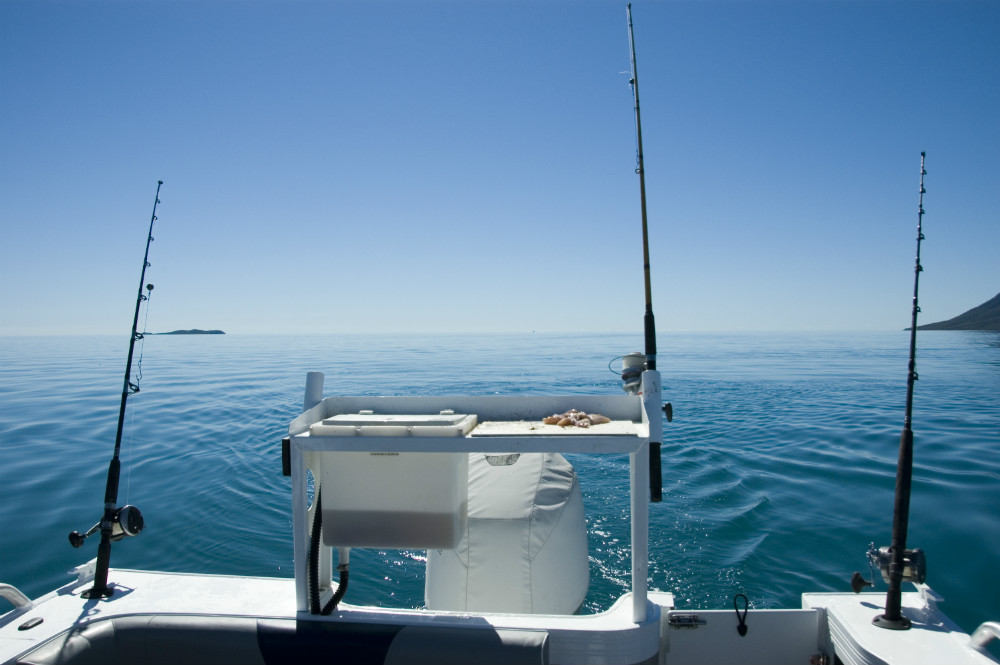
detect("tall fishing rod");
top-left (626, 3), bottom-right (663, 502)
top-left (873, 153), bottom-right (927, 630)
top-left (71, 181), bottom-right (162, 599)
top-left (626, 3), bottom-right (656, 373)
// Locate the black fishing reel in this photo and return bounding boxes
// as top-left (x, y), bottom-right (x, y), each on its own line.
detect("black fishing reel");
top-left (69, 505), bottom-right (145, 548)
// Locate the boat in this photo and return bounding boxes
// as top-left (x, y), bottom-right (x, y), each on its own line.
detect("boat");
top-left (3, 7), bottom-right (999, 665)
top-left (3, 360), bottom-right (1000, 665)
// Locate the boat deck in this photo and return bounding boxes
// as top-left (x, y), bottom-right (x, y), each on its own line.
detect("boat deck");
top-left (1, 566), bottom-right (670, 665)
top-left (4, 567), bottom-right (997, 665)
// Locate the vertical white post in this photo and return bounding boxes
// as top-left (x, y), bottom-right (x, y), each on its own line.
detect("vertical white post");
top-left (292, 443), bottom-right (308, 612)
top-left (630, 443), bottom-right (649, 623)
top-left (294, 372), bottom-right (324, 612)
top-left (632, 369), bottom-right (662, 623)
top-left (304, 371), bottom-right (324, 412)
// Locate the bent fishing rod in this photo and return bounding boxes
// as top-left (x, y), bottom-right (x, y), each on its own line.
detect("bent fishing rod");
top-left (626, 3), bottom-right (665, 502)
top-left (70, 181), bottom-right (162, 599)
top-left (873, 152), bottom-right (927, 630)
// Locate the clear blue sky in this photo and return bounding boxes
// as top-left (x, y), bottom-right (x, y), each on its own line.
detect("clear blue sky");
top-left (2, 0), bottom-right (997, 335)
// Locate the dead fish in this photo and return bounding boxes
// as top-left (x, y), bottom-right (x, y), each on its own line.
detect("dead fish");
top-left (543, 410), bottom-right (611, 428)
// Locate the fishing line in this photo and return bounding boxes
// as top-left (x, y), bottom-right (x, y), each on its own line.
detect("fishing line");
top-left (125, 406), bottom-right (136, 503)
top-left (125, 283), bottom-right (154, 504)
top-left (136, 285), bottom-right (152, 387)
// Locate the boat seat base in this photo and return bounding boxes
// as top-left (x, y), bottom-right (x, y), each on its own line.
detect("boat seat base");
top-left (17, 614), bottom-right (549, 665)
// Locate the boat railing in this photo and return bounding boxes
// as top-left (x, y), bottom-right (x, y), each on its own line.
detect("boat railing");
top-left (0, 583), bottom-right (33, 612)
top-left (972, 622), bottom-right (1000, 651)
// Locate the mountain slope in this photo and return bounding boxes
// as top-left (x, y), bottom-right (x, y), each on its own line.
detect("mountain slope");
top-left (916, 292), bottom-right (1000, 330)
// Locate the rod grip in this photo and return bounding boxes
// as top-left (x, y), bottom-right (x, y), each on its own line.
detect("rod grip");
top-left (644, 312), bottom-right (656, 370)
top-left (649, 442), bottom-right (662, 502)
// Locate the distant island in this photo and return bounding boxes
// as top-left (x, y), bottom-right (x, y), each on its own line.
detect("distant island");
top-left (914, 292), bottom-right (1000, 331)
top-left (155, 329), bottom-right (226, 335)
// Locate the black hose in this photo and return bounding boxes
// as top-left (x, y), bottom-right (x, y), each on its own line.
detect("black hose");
top-left (308, 488), bottom-right (349, 615)
top-left (322, 568), bottom-right (349, 615)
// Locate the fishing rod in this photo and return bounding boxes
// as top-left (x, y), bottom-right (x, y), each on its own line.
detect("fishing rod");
top-left (70, 181), bottom-right (162, 599)
top-left (626, 3), bottom-right (663, 502)
top-left (873, 153), bottom-right (928, 630)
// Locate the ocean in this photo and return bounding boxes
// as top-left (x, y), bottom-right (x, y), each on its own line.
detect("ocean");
top-left (1, 331), bottom-right (997, 637)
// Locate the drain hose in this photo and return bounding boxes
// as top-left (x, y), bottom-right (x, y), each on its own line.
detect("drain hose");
top-left (308, 489), bottom-right (349, 614)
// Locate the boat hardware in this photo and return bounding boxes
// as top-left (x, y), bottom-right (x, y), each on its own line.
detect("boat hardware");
top-left (873, 153), bottom-right (927, 631)
top-left (17, 617), bottom-right (43, 631)
top-left (626, 2), bottom-right (662, 504)
top-left (281, 437), bottom-right (292, 477)
top-left (69, 181), bottom-right (163, 600)
top-left (668, 613), bottom-right (707, 629)
top-left (734, 594), bottom-right (749, 636)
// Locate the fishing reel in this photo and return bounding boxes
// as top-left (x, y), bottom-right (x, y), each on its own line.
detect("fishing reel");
top-left (620, 352), bottom-right (645, 395)
top-left (868, 543), bottom-right (926, 585)
top-left (852, 542), bottom-right (926, 592)
top-left (68, 505), bottom-right (145, 548)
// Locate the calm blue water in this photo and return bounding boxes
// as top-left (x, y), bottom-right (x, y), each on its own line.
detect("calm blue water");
top-left (1, 332), bottom-right (998, 635)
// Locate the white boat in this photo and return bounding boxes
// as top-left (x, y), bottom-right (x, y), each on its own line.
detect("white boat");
top-left (2, 364), bottom-right (999, 665)
top-left (3, 7), bottom-right (998, 665)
